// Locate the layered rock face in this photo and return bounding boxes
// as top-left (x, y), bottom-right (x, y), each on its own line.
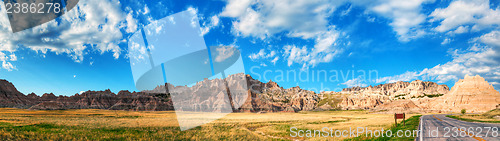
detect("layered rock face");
top-left (144, 73), bottom-right (319, 112)
top-left (0, 74), bottom-right (320, 112)
top-left (239, 75), bottom-right (320, 112)
top-left (338, 75), bottom-right (500, 113)
top-left (29, 90), bottom-right (174, 111)
top-left (338, 80), bottom-right (449, 110)
top-left (342, 80), bottom-right (449, 98)
top-left (339, 95), bottom-right (389, 110)
top-left (0, 80), bottom-right (38, 108)
top-left (0, 80), bottom-right (189, 111)
top-left (7, 74), bottom-right (495, 113)
top-left (428, 75), bottom-right (500, 113)
top-left (152, 73), bottom-right (249, 113)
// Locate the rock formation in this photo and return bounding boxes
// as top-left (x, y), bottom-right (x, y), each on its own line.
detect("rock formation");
top-left (0, 74), bottom-right (320, 112)
top-left (428, 75), bottom-right (500, 113)
top-left (238, 75), bottom-right (320, 112)
top-left (29, 90), bottom-right (174, 111)
top-left (338, 75), bottom-right (500, 114)
top-left (339, 94), bottom-right (389, 110)
top-left (375, 100), bottom-right (423, 113)
top-left (341, 80), bottom-right (449, 99)
top-left (0, 80), bottom-right (38, 108)
top-left (3, 74), bottom-right (496, 113)
top-left (338, 80), bottom-right (449, 110)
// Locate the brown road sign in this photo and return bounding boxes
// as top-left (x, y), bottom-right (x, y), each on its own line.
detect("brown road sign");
top-left (394, 113), bottom-right (405, 126)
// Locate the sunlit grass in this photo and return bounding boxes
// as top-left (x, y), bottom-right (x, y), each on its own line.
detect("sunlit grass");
top-left (0, 108), bottom-right (409, 140)
top-left (446, 109), bottom-right (500, 123)
top-left (345, 115), bottom-right (421, 141)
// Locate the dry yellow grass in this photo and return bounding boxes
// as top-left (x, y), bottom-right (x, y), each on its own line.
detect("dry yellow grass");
top-left (0, 108), bottom-right (414, 140)
top-left (450, 109), bottom-right (500, 123)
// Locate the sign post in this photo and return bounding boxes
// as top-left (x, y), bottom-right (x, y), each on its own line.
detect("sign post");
top-left (394, 113), bottom-right (405, 126)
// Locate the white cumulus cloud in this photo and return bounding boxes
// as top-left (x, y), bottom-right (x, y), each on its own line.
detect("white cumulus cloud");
top-left (222, 0), bottom-right (342, 40)
top-left (430, 0), bottom-right (500, 33)
top-left (1, 61), bottom-right (15, 71)
top-left (283, 27), bottom-right (342, 69)
top-left (0, 0), bottom-right (128, 65)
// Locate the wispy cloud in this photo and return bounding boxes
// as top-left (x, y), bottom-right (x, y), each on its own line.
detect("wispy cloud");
top-left (248, 49), bottom-right (276, 60)
top-left (342, 76), bottom-right (368, 88)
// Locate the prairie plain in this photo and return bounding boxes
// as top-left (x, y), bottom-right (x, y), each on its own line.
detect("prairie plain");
top-left (0, 108), bottom-right (414, 140)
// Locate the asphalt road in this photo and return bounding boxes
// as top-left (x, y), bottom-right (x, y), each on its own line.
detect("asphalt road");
top-left (416, 114), bottom-right (500, 141)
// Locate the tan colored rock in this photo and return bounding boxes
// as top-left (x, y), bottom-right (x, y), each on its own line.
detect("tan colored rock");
top-left (341, 80), bottom-right (449, 99)
top-left (317, 102), bottom-right (334, 110)
top-left (431, 75), bottom-right (500, 113)
top-left (338, 94), bottom-right (390, 110)
top-left (375, 99), bottom-right (422, 113)
top-left (238, 77), bottom-right (320, 112)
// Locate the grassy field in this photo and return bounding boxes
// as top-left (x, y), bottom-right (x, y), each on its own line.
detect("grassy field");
top-left (0, 108), bottom-right (415, 140)
top-left (346, 115), bottom-right (421, 141)
top-left (446, 109), bottom-right (500, 123)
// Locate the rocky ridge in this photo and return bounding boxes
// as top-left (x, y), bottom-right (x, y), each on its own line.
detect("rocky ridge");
top-left (337, 75), bottom-right (500, 113)
top-left (0, 80), bottom-right (38, 108)
top-left (341, 80), bottom-right (449, 98)
top-left (0, 73), bottom-right (320, 112)
top-left (338, 80), bottom-right (449, 110)
top-left (239, 76), bottom-right (320, 112)
top-left (1, 74), bottom-right (498, 113)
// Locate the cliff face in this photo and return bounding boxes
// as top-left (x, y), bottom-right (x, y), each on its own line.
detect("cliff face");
top-left (239, 76), bottom-right (320, 112)
top-left (427, 75), bottom-right (500, 113)
top-left (338, 80), bottom-right (449, 110)
top-left (341, 80), bottom-right (449, 98)
top-left (0, 80), bottom-right (38, 108)
top-left (29, 90), bottom-right (174, 111)
top-left (0, 74), bottom-right (320, 112)
top-left (4, 74), bottom-right (495, 113)
top-left (143, 73), bottom-right (320, 112)
top-left (338, 75), bottom-right (500, 114)
top-left (339, 95), bottom-right (389, 110)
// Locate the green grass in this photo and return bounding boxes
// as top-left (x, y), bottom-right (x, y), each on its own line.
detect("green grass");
top-left (0, 122), bottom-right (261, 140)
top-left (0, 108), bottom-right (402, 140)
top-left (394, 94), bottom-right (407, 99)
top-left (413, 94), bottom-right (444, 99)
top-left (345, 115), bottom-right (421, 141)
top-left (446, 115), bottom-right (500, 123)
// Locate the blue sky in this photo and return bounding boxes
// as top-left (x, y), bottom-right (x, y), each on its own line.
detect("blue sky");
top-left (0, 0), bottom-right (499, 95)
